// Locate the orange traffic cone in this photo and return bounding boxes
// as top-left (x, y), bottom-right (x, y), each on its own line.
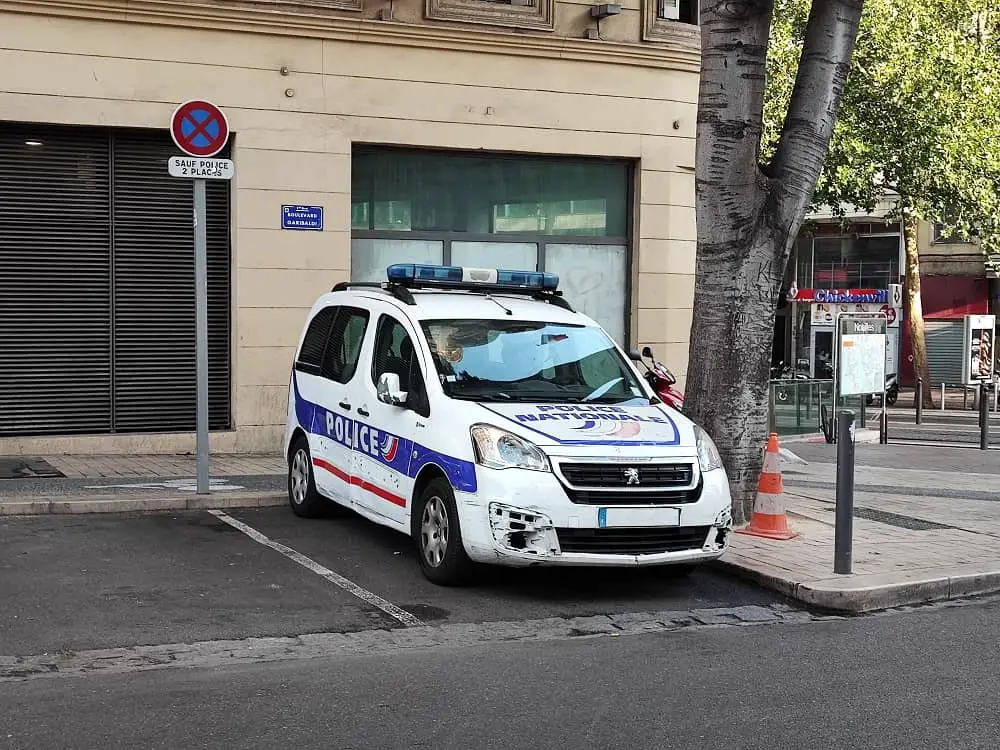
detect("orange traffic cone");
top-left (736, 433), bottom-right (799, 540)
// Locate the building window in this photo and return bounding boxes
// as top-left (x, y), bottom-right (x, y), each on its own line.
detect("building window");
top-left (932, 223), bottom-right (975, 245)
top-left (811, 234), bottom-right (901, 290)
top-left (425, 0), bottom-right (555, 31)
top-left (350, 146), bottom-right (632, 344)
top-left (643, 0), bottom-right (699, 42)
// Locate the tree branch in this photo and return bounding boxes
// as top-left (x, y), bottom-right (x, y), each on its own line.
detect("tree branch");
top-left (696, 0), bottom-right (775, 227)
top-left (768, 0), bottom-right (865, 249)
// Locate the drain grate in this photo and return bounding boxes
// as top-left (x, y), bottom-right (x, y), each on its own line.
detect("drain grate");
top-left (0, 457), bottom-right (65, 480)
top-left (823, 506), bottom-right (954, 531)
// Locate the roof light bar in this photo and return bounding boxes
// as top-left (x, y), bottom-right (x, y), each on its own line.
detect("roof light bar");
top-left (386, 264), bottom-right (559, 292)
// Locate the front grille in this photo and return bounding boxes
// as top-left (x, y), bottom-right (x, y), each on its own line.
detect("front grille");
top-left (560, 476), bottom-right (703, 506)
top-left (556, 526), bottom-right (711, 555)
top-left (559, 462), bottom-right (694, 488)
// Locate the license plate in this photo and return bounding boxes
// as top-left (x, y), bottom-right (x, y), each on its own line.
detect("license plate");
top-left (598, 507), bottom-right (681, 528)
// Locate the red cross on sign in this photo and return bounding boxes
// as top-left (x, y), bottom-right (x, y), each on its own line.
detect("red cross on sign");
top-left (170, 100), bottom-right (230, 158)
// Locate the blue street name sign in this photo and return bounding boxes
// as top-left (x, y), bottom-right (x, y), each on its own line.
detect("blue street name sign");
top-left (281, 205), bottom-right (324, 231)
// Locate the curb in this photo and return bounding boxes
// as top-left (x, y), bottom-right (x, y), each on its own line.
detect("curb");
top-left (714, 557), bottom-right (1000, 613)
top-left (0, 491), bottom-right (286, 516)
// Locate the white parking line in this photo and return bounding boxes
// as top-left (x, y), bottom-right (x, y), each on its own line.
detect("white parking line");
top-left (208, 510), bottom-right (424, 628)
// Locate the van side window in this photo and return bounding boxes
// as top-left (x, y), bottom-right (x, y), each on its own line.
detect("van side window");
top-left (294, 306), bottom-right (337, 375)
top-left (372, 316), bottom-right (417, 391)
top-left (371, 314), bottom-right (430, 417)
top-left (321, 307), bottom-right (370, 384)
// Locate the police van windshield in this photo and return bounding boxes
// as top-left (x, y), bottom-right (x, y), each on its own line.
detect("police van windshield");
top-left (419, 319), bottom-right (649, 404)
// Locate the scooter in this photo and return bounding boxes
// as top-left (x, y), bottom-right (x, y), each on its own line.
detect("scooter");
top-left (630, 346), bottom-right (685, 411)
top-left (770, 360), bottom-right (808, 402)
top-left (865, 372), bottom-right (899, 407)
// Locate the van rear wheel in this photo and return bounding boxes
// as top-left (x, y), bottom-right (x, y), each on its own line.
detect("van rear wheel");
top-left (415, 478), bottom-right (475, 586)
top-left (288, 436), bottom-right (328, 518)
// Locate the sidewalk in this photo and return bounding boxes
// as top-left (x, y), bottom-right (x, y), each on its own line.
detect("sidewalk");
top-left (717, 441), bottom-right (1000, 613)
top-left (0, 453), bottom-right (285, 515)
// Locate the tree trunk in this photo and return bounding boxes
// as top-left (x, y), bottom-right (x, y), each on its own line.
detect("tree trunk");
top-left (903, 213), bottom-right (934, 409)
top-left (687, 0), bottom-right (864, 524)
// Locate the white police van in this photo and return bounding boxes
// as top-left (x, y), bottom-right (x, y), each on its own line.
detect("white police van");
top-left (283, 264), bottom-right (733, 585)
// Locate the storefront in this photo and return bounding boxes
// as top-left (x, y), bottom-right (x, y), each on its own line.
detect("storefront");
top-left (0, 1), bottom-right (701, 455)
top-left (0, 123), bottom-right (232, 438)
top-left (776, 223), bottom-right (904, 380)
top-left (350, 147), bottom-right (632, 342)
top-left (787, 287), bottom-right (902, 380)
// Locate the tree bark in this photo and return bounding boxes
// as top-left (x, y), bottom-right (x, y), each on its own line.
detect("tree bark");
top-left (687, 0), bottom-right (865, 524)
top-left (903, 213), bottom-right (934, 409)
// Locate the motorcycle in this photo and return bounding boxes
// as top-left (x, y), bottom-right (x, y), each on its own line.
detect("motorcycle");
top-left (630, 346), bottom-right (685, 411)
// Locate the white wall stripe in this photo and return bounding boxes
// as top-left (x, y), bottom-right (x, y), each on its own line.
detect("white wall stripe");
top-left (208, 510), bottom-right (424, 628)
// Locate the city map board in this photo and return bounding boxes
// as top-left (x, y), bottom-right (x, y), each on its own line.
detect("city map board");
top-left (837, 315), bottom-right (887, 397)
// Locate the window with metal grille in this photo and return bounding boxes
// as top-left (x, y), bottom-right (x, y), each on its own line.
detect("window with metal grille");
top-left (295, 306), bottom-right (337, 375)
top-left (321, 307), bottom-right (370, 384)
top-left (0, 122), bottom-right (232, 437)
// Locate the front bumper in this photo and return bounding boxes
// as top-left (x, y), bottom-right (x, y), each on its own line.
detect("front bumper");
top-left (455, 462), bottom-right (733, 568)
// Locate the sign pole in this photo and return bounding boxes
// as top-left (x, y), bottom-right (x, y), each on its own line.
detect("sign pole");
top-left (194, 178), bottom-right (210, 495)
top-left (169, 99), bottom-right (234, 496)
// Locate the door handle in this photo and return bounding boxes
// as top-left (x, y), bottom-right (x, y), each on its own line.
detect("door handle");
top-left (357, 407), bottom-right (370, 417)
top-left (339, 401), bottom-right (352, 411)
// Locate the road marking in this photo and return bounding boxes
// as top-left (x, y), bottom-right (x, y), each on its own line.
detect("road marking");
top-left (207, 510), bottom-right (423, 628)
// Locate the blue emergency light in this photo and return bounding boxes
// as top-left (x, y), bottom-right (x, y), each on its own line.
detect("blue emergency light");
top-left (386, 263), bottom-right (559, 291)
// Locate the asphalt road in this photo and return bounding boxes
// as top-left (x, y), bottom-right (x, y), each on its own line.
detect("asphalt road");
top-left (3, 596), bottom-right (1000, 749)
top-left (1, 507), bottom-right (784, 655)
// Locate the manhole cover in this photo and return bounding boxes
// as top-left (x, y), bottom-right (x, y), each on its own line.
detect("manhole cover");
top-left (0, 457), bottom-right (65, 480)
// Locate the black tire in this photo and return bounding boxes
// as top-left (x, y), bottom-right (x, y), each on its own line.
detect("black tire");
top-left (287, 436), bottom-right (329, 518)
top-left (886, 388), bottom-right (899, 407)
top-left (414, 477), bottom-right (475, 586)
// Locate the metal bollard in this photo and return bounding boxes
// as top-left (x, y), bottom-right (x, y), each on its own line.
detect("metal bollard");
top-left (941, 382), bottom-right (946, 411)
top-left (879, 408), bottom-right (888, 445)
top-left (768, 383), bottom-right (776, 435)
top-left (916, 378), bottom-right (923, 425)
top-left (981, 381), bottom-right (990, 451)
top-left (834, 410), bottom-right (856, 575)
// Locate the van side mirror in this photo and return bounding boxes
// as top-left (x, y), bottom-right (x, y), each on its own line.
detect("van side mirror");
top-left (376, 372), bottom-right (408, 407)
top-left (628, 349), bottom-right (643, 362)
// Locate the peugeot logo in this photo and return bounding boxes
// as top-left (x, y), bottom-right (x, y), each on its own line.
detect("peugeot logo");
top-left (624, 468), bottom-right (640, 486)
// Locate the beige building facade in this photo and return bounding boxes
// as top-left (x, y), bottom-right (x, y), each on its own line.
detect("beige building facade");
top-left (0, 0), bottom-right (701, 456)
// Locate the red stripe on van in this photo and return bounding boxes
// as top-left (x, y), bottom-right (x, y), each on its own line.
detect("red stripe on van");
top-left (312, 457), bottom-right (406, 508)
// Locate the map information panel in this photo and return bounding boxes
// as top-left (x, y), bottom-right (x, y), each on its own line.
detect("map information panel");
top-left (838, 316), bottom-right (887, 397)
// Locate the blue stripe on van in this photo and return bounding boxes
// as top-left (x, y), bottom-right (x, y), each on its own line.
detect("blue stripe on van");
top-left (291, 372), bottom-right (478, 494)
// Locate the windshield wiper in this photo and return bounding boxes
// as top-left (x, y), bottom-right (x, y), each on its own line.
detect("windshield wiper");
top-left (584, 377), bottom-right (624, 402)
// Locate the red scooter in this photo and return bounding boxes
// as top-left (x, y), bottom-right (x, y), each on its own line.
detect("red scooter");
top-left (631, 346), bottom-right (685, 412)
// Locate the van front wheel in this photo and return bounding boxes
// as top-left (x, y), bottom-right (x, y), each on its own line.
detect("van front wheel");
top-left (415, 478), bottom-right (474, 586)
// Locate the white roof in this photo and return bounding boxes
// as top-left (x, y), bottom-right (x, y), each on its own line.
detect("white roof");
top-left (326, 287), bottom-right (594, 327)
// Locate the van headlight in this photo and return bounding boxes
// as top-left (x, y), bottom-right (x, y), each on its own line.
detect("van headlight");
top-left (694, 425), bottom-right (724, 473)
top-left (470, 424), bottom-right (551, 472)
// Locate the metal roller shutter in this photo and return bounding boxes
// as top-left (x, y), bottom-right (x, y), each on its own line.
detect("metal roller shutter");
top-left (111, 131), bottom-right (231, 432)
top-left (0, 124), bottom-right (112, 436)
top-left (0, 122), bottom-right (231, 438)
top-left (925, 319), bottom-right (965, 385)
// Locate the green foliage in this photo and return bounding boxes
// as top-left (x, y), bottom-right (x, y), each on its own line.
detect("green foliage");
top-left (764, 0), bottom-right (1000, 251)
